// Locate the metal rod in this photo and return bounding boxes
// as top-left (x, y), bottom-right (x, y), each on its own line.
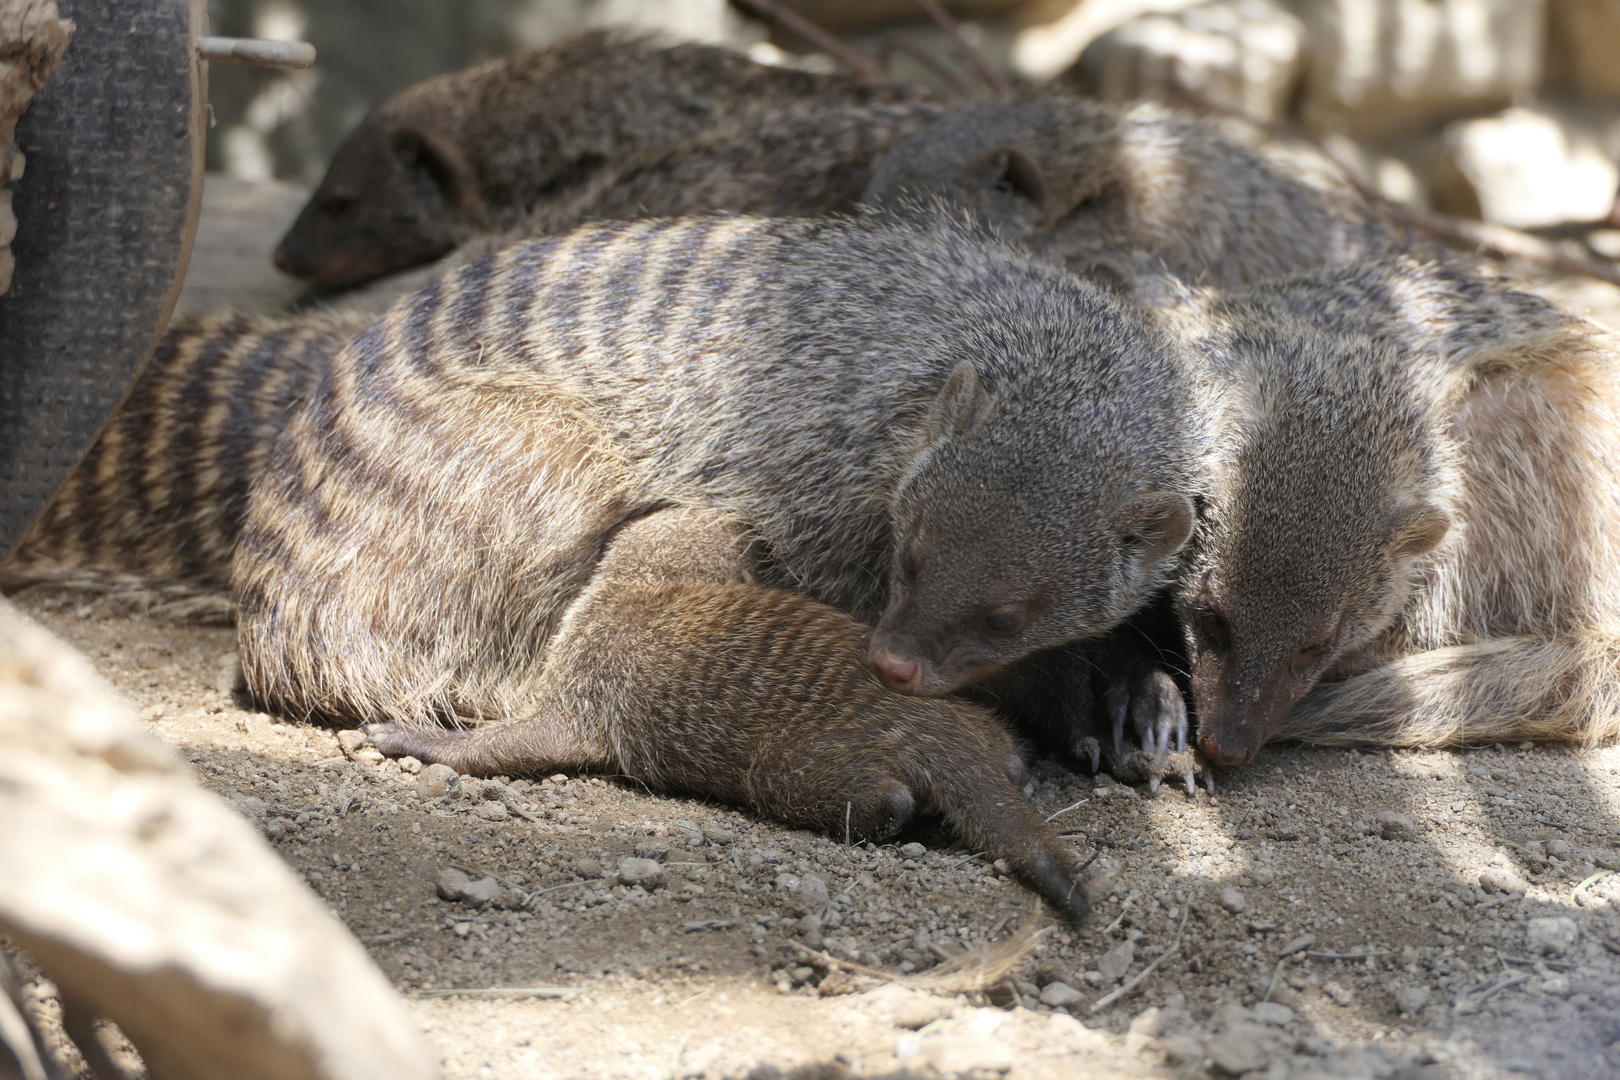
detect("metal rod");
top-left (198, 36), bottom-right (316, 70)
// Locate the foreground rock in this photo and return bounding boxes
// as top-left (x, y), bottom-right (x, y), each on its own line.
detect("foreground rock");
top-left (0, 599), bottom-right (437, 1080)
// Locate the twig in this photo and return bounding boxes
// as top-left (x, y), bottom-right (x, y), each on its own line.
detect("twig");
top-left (907, 0), bottom-right (1012, 96)
top-left (1305, 950), bottom-right (1390, 961)
top-left (416, 986), bottom-right (583, 999)
top-left (878, 32), bottom-right (977, 99)
top-left (1089, 905), bottom-right (1190, 1013)
top-left (672, 987), bottom-right (713, 1009)
top-left (948, 850), bottom-right (986, 870)
top-left (1386, 205), bottom-right (1620, 289)
top-left (1470, 974), bottom-right (1530, 1004)
top-left (733, 0), bottom-right (890, 86)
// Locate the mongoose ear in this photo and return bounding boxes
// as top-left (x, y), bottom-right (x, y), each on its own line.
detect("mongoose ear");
top-left (970, 144), bottom-right (1052, 232)
top-left (1388, 502), bottom-right (1451, 559)
top-left (926, 361), bottom-right (997, 440)
top-left (391, 126), bottom-right (482, 212)
top-left (1110, 491), bottom-right (1197, 570)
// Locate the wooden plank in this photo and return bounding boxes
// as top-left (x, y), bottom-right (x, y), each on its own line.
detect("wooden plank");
top-left (0, 0), bottom-right (206, 553)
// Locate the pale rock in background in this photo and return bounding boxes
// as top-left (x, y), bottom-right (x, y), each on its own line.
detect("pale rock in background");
top-left (1431, 103), bottom-right (1619, 227)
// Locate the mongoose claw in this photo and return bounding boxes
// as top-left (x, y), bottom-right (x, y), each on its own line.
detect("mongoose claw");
top-left (1093, 665), bottom-right (1205, 792)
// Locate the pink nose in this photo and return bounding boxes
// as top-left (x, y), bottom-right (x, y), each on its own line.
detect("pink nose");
top-left (1198, 732), bottom-right (1255, 768)
top-left (871, 650), bottom-right (921, 695)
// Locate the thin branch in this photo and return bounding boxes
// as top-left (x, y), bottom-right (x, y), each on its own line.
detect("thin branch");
top-left (908, 0), bottom-right (1012, 96)
top-left (733, 0), bottom-right (891, 86)
top-left (1089, 905), bottom-right (1190, 1013)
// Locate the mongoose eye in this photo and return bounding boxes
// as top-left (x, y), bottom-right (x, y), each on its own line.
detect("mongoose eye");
top-left (1291, 631), bottom-right (1340, 671)
top-left (1192, 602), bottom-right (1229, 650)
top-left (984, 610), bottom-right (1024, 635)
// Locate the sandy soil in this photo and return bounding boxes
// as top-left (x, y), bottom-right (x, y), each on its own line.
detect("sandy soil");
top-left (10, 594), bottom-right (1620, 1080)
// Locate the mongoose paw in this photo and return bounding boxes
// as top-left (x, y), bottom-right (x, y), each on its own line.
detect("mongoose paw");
top-left (1097, 668), bottom-right (1204, 793)
top-left (363, 721), bottom-right (470, 764)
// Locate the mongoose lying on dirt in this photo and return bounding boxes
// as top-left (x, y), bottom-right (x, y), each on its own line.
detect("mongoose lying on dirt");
top-left (1155, 257), bottom-right (1620, 765)
top-left (862, 96), bottom-right (1446, 290)
top-left (235, 215), bottom-right (1200, 914)
top-left (275, 30), bottom-right (932, 291)
top-left (0, 310), bottom-right (374, 621)
top-left (367, 506), bottom-right (1090, 920)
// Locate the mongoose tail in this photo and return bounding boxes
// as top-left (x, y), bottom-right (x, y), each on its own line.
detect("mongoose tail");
top-left (1277, 633), bottom-right (1620, 748)
top-left (1, 309), bottom-right (373, 620)
top-left (368, 508), bottom-right (1091, 921)
top-left (1170, 258), bottom-right (1620, 764)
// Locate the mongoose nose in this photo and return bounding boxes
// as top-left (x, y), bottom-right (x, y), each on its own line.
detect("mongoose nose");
top-left (272, 244), bottom-right (299, 277)
top-left (871, 650), bottom-right (922, 695)
top-left (1198, 732), bottom-right (1255, 768)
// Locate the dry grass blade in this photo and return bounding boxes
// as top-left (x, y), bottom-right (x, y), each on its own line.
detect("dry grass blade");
top-left (792, 918), bottom-right (1049, 994)
top-left (907, 0), bottom-right (1012, 96)
top-left (1089, 905), bottom-right (1189, 1013)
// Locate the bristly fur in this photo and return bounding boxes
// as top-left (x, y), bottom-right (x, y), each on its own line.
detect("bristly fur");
top-left (1, 310), bottom-right (375, 622)
top-left (863, 96), bottom-right (1452, 291)
top-left (234, 213), bottom-right (1200, 919)
top-left (1159, 256), bottom-right (1620, 761)
top-left (276, 29), bottom-right (935, 290)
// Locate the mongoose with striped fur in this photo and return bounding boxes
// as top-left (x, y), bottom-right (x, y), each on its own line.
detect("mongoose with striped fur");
top-left (1155, 258), bottom-right (1620, 764)
top-left (276, 30), bottom-right (933, 291)
top-left (235, 214), bottom-right (1200, 915)
top-left (0, 309), bottom-right (374, 621)
top-left (862, 96), bottom-right (1446, 291)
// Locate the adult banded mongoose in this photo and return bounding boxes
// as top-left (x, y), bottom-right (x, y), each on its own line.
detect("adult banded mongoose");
top-left (1154, 257), bottom-right (1620, 765)
top-left (276, 30), bottom-right (933, 291)
top-left (0, 309), bottom-right (374, 621)
top-left (862, 96), bottom-right (1447, 290)
top-left (235, 214), bottom-right (1200, 912)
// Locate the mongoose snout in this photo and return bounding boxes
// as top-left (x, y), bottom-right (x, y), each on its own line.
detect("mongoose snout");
top-left (869, 649), bottom-right (921, 694)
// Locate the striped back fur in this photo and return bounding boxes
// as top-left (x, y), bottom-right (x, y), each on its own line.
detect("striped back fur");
top-left (1, 309), bottom-right (375, 620)
top-left (235, 213), bottom-right (1197, 726)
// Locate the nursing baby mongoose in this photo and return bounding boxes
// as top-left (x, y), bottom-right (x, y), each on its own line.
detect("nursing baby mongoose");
top-left (1155, 258), bottom-right (1620, 765)
top-left (276, 30), bottom-right (933, 291)
top-left (235, 215), bottom-right (1200, 915)
top-left (862, 97), bottom-right (1446, 290)
top-left (1, 310), bottom-right (375, 621)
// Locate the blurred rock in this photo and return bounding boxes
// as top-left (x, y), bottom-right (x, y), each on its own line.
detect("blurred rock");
top-left (1013, 0), bottom-right (1201, 81)
top-left (1070, 0), bottom-right (1305, 124)
top-left (1430, 104), bottom-right (1619, 228)
top-left (1546, 0), bottom-right (1620, 101)
top-left (1298, 0), bottom-right (1545, 142)
top-left (1527, 916), bottom-right (1579, 957)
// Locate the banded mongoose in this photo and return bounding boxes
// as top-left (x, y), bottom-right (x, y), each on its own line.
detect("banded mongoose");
top-left (0, 309), bottom-right (374, 621)
top-left (275, 30), bottom-right (933, 290)
top-left (1156, 257), bottom-right (1620, 765)
top-left (861, 96), bottom-right (1448, 290)
top-left (368, 506), bottom-right (1089, 920)
top-left (234, 215), bottom-right (1200, 911)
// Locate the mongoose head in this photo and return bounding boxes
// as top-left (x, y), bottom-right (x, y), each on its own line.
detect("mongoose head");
top-left (275, 81), bottom-right (486, 290)
top-left (870, 324), bottom-right (1197, 697)
top-left (862, 98), bottom-right (1121, 243)
top-left (1179, 330), bottom-right (1452, 766)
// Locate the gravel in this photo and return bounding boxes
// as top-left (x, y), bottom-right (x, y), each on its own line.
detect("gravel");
top-left (18, 597), bottom-right (1620, 1080)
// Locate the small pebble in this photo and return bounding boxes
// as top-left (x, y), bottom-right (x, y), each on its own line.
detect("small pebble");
top-left (617, 857), bottom-right (665, 889)
top-left (1205, 1029), bottom-right (1268, 1075)
top-left (1253, 1001), bottom-right (1294, 1026)
top-left (436, 867), bottom-right (500, 906)
top-left (899, 842), bottom-right (927, 860)
top-left (1527, 916), bottom-right (1579, 957)
top-left (336, 730), bottom-right (368, 757)
top-left (1479, 868), bottom-right (1527, 894)
top-left (1547, 839), bottom-right (1572, 858)
top-left (633, 838), bottom-right (672, 862)
top-left (789, 874), bottom-right (829, 917)
top-left (1039, 981), bottom-right (1084, 1008)
top-left (417, 763), bottom-right (461, 800)
top-left (1393, 983), bottom-right (1431, 1015)
top-left (476, 801), bottom-right (509, 822)
top-left (1219, 887), bottom-right (1247, 914)
top-left (397, 756), bottom-right (423, 775)
top-left (574, 858), bottom-right (604, 879)
top-left (1097, 941), bottom-right (1135, 980)
top-left (1375, 811), bottom-right (1419, 840)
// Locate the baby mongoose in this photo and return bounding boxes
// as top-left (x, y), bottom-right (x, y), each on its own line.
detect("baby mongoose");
top-left (1157, 257), bottom-right (1620, 765)
top-left (369, 506), bottom-right (1090, 920)
top-left (235, 214), bottom-right (1200, 913)
top-left (276, 30), bottom-right (932, 290)
top-left (1, 310), bottom-right (375, 620)
top-left (862, 96), bottom-right (1446, 290)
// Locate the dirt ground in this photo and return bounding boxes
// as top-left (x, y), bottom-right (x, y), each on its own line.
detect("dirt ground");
top-left (10, 594), bottom-right (1620, 1080)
